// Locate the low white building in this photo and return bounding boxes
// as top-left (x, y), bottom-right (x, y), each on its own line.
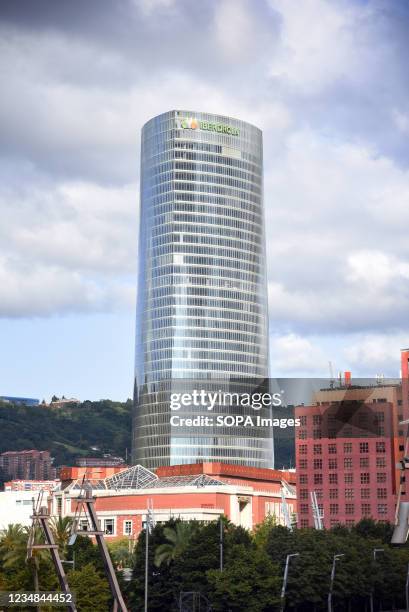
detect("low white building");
top-left (0, 490), bottom-right (49, 530)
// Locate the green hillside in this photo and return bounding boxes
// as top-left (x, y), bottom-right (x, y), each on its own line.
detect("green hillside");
top-left (0, 399), bottom-right (132, 468)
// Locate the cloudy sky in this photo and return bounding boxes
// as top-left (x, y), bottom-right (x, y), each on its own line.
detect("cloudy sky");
top-left (1, 0), bottom-right (409, 401)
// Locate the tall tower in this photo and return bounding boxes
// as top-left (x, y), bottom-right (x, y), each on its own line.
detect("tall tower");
top-left (133, 110), bottom-right (271, 469)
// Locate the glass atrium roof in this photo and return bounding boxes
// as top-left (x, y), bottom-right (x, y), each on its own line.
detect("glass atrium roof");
top-left (65, 465), bottom-right (226, 492)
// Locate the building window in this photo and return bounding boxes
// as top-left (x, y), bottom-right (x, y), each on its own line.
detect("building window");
top-left (359, 457), bottom-right (369, 468)
top-left (328, 444), bottom-right (337, 454)
top-left (313, 415), bottom-right (322, 425)
top-left (79, 519), bottom-right (89, 531)
top-left (346, 519), bottom-right (355, 527)
top-left (299, 475), bottom-right (308, 484)
top-left (329, 473), bottom-right (338, 484)
top-left (360, 473), bottom-right (370, 484)
top-left (376, 412), bottom-right (385, 422)
top-left (377, 473), bottom-right (387, 483)
top-left (346, 504), bottom-right (355, 515)
top-left (377, 488), bottom-right (387, 499)
top-left (314, 459), bottom-right (323, 470)
top-left (345, 489), bottom-right (354, 499)
top-left (376, 457), bottom-right (386, 468)
top-left (299, 459), bottom-right (308, 469)
top-left (361, 488), bottom-right (370, 499)
top-left (376, 442), bottom-right (386, 453)
top-left (344, 458), bottom-right (353, 469)
top-left (300, 415), bottom-right (307, 426)
top-left (361, 504), bottom-right (371, 516)
top-left (299, 445), bottom-right (307, 455)
top-left (123, 520), bottom-right (132, 536)
top-left (298, 430), bottom-right (307, 439)
top-left (313, 429), bottom-right (322, 439)
top-left (377, 504), bottom-right (388, 515)
top-left (103, 518), bottom-right (115, 536)
top-left (300, 519), bottom-right (309, 528)
top-left (314, 474), bottom-right (323, 485)
top-left (313, 445), bottom-right (322, 455)
top-left (360, 442), bottom-right (369, 453)
top-left (329, 459), bottom-right (338, 470)
top-left (315, 489), bottom-right (323, 499)
top-left (300, 489), bottom-right (308, 500)
top-left (344, 442), bottom-right (352, 453)
top-left (329, 489), bottom-right (338, 499)
top-left (330, 504), bottom-right (339, 515)
top-left (344, 473), bottom-right (353, 484)
top-left (300, 504), bottom-right (309, 514)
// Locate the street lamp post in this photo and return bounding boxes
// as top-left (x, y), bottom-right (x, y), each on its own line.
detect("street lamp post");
top-left (370, 548), bottom-right (384, 612)
top-left (328, 554), bottom-right (344, 612)
top-left (405, 561), bottom-right (409, 612)
top-left (280, 553), bottom-right (299, 612)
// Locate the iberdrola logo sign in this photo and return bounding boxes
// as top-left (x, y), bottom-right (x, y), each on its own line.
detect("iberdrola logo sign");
top-left (176, 116), bottom-right (239, 136)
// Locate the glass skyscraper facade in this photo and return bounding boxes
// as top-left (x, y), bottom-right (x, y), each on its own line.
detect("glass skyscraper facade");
top-left (133, 110), bottom-right (271, 469)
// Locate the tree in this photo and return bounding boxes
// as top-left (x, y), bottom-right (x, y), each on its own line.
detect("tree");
top-left (0, 524), bottom-right (57, 592)
top-left (108, 537), bottom-right (135, 569)
top-left (66, 535), bottom-right (105, 573)
top-left (67, 564), bottom-right (111, 612)
top-left (50, 516), bottom-right (73, 559)
top-left (207, 543), bottom-right (280, 611)
top-left (154, 522), bottom-right (196, 567)
top-left (127, 522), bottom-right (176, 611)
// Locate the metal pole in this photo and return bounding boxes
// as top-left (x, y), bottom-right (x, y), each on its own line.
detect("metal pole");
top-left (406, 561), bottom-right (409, 612)
top-left (219, 515), bottom-right (223, 572)
top-left (280, 553), bottom-right (299, 612)
top-left (328, 554), bottom-right (344, 612)
top-left (145, 518), bottom-right (149, 612)
top-left (370, 548), bottom-right (384, 612)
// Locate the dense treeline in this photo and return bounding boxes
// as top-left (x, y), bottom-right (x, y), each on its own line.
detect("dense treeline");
top-left (1, 517), bottom-right (408, 611)
top-left (0, 399), bottom-right (132, 468)
top-left (127, 517), bottom-right (409, 611)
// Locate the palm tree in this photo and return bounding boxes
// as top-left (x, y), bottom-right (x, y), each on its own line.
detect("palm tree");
top-left (0, 524), bottom-right (26, 561)
top-left (50, 516), bottom-right (73, 559)
top-left (154, 522), bottom-right (195, 567)
top-left (0, 524), bottom-right (41, 590)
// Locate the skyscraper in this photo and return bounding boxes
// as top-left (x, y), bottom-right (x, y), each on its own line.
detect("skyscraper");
top-left (133, 110), bottom-right (271, 469)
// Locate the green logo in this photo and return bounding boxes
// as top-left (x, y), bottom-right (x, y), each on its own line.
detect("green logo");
top-left (176, 117), bottom-right (239, 136)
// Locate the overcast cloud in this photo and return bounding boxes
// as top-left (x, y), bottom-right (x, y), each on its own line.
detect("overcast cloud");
top-left (1, 0), bottom-right (409, 386)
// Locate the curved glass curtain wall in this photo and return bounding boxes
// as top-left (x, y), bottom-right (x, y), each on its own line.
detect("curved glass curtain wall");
top-left (133, 110), bottom-right (272, 469)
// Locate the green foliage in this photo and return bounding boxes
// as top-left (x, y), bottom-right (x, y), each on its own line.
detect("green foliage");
top-left (67, 563), bottom-right (111, 611)
top-left (0, 399), bottom-right (132, 466)
top-left (66, 535), bottom-right (105, 573)
top-left (0, 524), bottom-right (58, 592)
top-left (50, 516), bottom-right (73, 559)
top-left (154, 521), bottom-right (197, 567)
top-left (207, 544), bottom-right (280, 611)
top-left (108, 537), bottom-right (135, 568)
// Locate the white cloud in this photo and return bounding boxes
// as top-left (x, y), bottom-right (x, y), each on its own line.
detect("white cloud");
top-left (264, 129), bottom-right (409, 334)
top-left (343, 333), bottom-right (408, 377)
top-left (270, 333), bottom-right (328, 374)
top-left (392, 108), bottom-right (409, 134)
top-left (268, 0), bottom-right (370, 93)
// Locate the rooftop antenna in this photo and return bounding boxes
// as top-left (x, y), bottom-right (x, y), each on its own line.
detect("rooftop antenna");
top-left (328, 361), bottom-right (335, 389)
